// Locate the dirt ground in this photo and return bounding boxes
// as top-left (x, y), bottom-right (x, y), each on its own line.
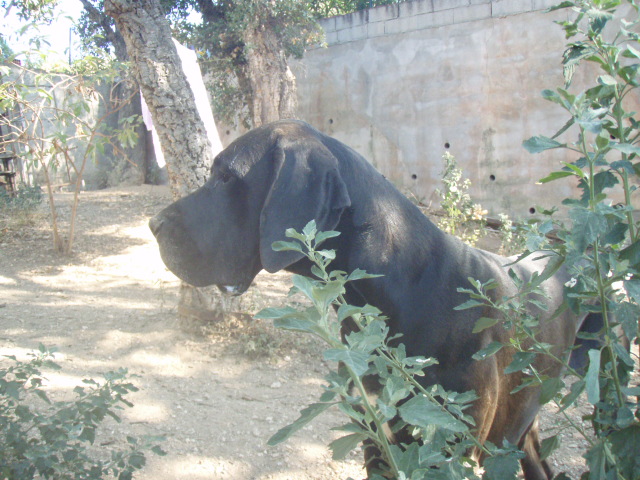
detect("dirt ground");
top-left (0, 185), bottom-right (594, 479)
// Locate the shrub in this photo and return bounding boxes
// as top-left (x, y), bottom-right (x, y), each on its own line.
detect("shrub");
top-left (437, 152), bottom-right (487, 247)
top-left (0, 345), bottom-right (165, 480)
top-left (0, 185), bottom-right (45, 241)
top-left (512, 0), bottom-right (640, 476)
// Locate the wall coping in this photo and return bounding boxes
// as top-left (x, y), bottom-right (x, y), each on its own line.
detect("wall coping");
top-left (319, 0), bottom-right (559, 45)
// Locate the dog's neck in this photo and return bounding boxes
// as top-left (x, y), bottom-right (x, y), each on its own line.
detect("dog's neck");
top-left (286, 181), bottom-right (460, 315)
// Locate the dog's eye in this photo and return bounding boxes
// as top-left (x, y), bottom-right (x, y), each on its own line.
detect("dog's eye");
top-left (214, 170), bottom-right (235, 185)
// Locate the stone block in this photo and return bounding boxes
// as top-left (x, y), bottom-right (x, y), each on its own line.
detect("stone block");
top-left (399, 0), bottom-right (434, 18)
top-left (335, 10), bottom-right (368, 31)
top-left (416, 9), bottom-right (455, 29)
top-left (324, 30), bottom-right (339, 45)
top-left (336, 24), bottom-right (368, 43)
top-left (320, 16), bottom-right (336, 33)
top-left (453, 2), bottom-right (492, 23)
top-left (532, 0), bottom-right (558, 10)
top-left (367, 21), bottom-right (386, 38)
top-left (385, 15), bottom-right (419, 35)
top-left (433, 0), bottom-right (470, 12)
top-left (369, 3), bottom-right (400, 23)
top-left (492, 0), bottom-right (534, 17)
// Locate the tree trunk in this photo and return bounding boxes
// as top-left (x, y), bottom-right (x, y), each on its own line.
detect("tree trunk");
top-left (244, 23), bottom-right (297, 127)
top-left (105, 0), bottom-right (211, 198)
top-left (105, 0), bottom-right (238, 329)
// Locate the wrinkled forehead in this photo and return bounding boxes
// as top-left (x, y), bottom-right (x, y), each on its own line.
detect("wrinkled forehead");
top-left (212, 121), bottom-right (318, 177)
top-left (212, 127), bottom-right (277, 177)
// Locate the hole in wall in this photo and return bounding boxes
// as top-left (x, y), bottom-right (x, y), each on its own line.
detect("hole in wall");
top-left (529, 207), bottom-right (536, 215)
top-left (225, 130), bottom-right (230, 135)
top-left (411, 174), bottom-right (417, 180)
top-left (489, 174), bottom-right (496, 181)
top-left (329, 118), bottom-right (334, 124)
top-left (444, 142), bottom-right (450, 149)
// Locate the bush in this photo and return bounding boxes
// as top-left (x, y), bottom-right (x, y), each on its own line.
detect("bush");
top-left (0, 185), bottom-right (45, 241)
top-left (436, 152), bottom-right (487, 247)
top-left (514, 0), bottom-right (640, 476)
top-left (0, 185), bottom-right (43, 210)
top-left (0, 345), bottom-right (165, 480)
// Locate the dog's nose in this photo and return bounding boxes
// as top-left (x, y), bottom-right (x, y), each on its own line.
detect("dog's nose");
top-left (149, 215), bottom-right (163, 236)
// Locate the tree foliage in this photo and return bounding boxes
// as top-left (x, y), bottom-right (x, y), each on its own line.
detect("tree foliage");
top-left (168, 0), bottom-right (323, 126)
top-left (9, 0), bottom-right (408, 127)
top-left (1, 0), bottom-right (59, 23)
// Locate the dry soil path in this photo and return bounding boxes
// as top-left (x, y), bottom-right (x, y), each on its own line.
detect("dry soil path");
top-left (0, 185), bottom-right (594, 479)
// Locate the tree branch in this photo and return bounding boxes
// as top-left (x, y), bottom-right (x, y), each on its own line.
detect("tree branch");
top-left (78, 0), bottom-right (128, 60)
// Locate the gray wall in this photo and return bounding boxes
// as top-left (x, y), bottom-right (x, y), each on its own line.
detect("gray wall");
top-left (287, 0), bottom-right (635, 219)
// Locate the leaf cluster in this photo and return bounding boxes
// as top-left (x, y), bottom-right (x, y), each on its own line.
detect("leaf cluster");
top-left (0, 345), bottom-right (165, 480)
top-left (258, 221), bottom-right (526, 480)
top-left (307, 0), bottom-right (404, 18)
top-left (1, 0), bottom-right (58, 24)
top-left (436, 151), bottom-right (488, 247)
top-left (464, 1), bottom-right (640, 477)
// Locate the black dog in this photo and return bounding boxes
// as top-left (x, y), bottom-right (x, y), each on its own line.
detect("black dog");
top-left (150, 120), bottom-right (591, 479)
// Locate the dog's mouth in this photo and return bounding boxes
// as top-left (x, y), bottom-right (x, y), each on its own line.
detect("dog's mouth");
top-left (216, 283), bottom-right (250, 296)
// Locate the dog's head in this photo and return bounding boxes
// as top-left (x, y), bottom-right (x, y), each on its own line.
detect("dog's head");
top-left (149, 120), bottom-right (351, 293)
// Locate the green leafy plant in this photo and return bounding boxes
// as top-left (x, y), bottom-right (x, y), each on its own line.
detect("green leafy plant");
top-left (0, 344), bottom-right (165, 480)
top-left (0, 184), bottom-right (43, 209)
top-left (307, 0), bottom-right (404, 18)
top-left (437, 152), bottom-right (488, 247)
top-left (496, 213), bottom-right (530, 256)
top-left (0, 184), bottom-right (44, 241)
top-left (463, 0), bottom-right (640, 478)
top-left (257, 221), bottom-right (524, 480)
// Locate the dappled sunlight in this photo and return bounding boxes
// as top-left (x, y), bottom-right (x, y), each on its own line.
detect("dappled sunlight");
top-left (96, 329), bottom-right (172, 356)
top-left (88, 222), bottom-right (153, 241)
top-left (5, 282), bottom-right (172, 310)
top-left (124, 398), bottom-right (171, 425)
top-left (0, 346), bottom-right (59, 362)
top-left (0, 275), bottom-right (17, 286)
top-left (13, 243), bottom-right (179, 296)
top-left (143, 455), bottom-right (250, 480)
top-left (124, 350), bottom-right (198, 378)
top-left (87, 222), bottom-right (179, 284)
top-left (292, 440), bottom-right (331, 463)
top-left (1, 187), bottom-right (366, 480)
top-left (40, 370), bottom-right (93, 393)
top-left (298, 375), bottom-right (330, 388)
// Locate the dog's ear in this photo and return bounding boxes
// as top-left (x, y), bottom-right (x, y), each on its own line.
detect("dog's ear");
top-left (260, 137), bottom-right (351, 272)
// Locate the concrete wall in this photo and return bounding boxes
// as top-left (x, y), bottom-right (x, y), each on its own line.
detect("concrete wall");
top-left (289, 0), bottom-right (634, 219)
